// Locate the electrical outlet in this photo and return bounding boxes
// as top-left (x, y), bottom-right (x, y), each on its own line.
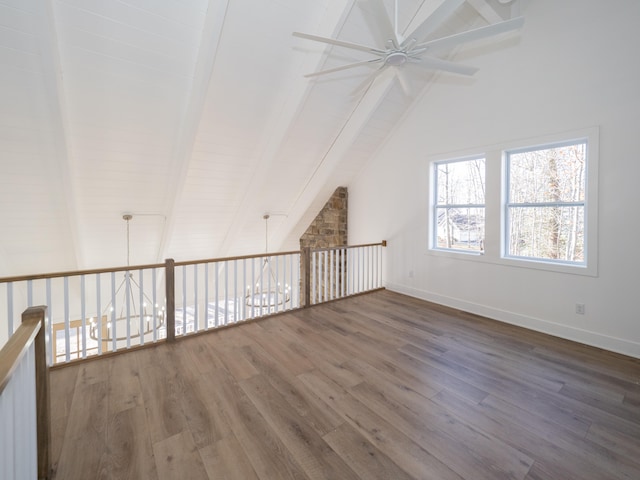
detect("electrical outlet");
top-left (575, 303), bottom-right (585, 315)
top-left (408, 270), bottom-right (414, 278)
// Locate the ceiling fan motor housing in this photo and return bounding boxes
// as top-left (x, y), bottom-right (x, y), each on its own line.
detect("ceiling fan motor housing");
top-left (385, 51), bottom-right (408, 66)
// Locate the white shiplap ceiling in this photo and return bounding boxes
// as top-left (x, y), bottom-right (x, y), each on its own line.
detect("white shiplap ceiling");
top-left (0, 0), bottom-right (521, 276)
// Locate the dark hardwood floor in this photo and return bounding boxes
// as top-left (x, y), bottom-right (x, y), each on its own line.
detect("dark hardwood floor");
top-left (50, 289), bottom-right (640, 479)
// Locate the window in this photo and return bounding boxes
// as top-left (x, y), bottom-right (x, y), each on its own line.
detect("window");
top-left (433, 157), bottom-right (486, 252)
top-left (505, 140), bottom-right (587, 264)
top-left (428, 127), bottom-right (598, 276)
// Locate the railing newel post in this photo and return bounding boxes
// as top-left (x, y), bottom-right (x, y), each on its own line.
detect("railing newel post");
top-left (165, 259), bottom-right (176, 343)
top-left (22, 305), bottom-right (50, 480)
top-left (301, 247), bottom-right (311, 308)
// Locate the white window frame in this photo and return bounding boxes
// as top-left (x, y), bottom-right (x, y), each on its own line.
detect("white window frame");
top-left (503, 139), bottom-right (587, 267)
top-left (430, 156), bottom-right (486, 255)
top-left (428, 127), bottom-right (599, 277)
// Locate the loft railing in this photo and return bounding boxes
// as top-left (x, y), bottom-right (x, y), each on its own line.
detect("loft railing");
top-left (0, 306), bottom-right (50, 480)
top-left (170, 250), bottom-right (302, 340)
top-left (306, 242), bottom-right (386, 305)
top-left (0, 242), bottom-right (386, 365)
top-left (0, 242), bottom-right (384, 478)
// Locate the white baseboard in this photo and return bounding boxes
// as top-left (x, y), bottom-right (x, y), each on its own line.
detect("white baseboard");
top-left (386, 282), bottom-right (640, 359)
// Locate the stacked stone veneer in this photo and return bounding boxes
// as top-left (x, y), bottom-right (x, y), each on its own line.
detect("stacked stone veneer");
top-left (300, 187), bottom-right (348, 303)
top-left (300, 186), bottom-right (348, 250)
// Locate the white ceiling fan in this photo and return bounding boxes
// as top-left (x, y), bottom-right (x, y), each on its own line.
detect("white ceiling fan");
top-left (293, 0), bottom-right (524, 88)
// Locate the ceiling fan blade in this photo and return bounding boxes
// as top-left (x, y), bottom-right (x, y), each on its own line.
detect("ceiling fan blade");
top-left (414, 16), bottom-right (525, 52)
top-left (293, 31), bottom-right (385, 55)
top-left (401, 0), bottom-right (465, 47)
top-left (304, 58), bottom-right (384, 78)
top-left (363, 0), bottom-right (400, 46)
top-left (410, 56), bottom-right (478, 76)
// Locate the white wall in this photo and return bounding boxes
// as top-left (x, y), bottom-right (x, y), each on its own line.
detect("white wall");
top-left (349, 0), bottom-right (640, 358)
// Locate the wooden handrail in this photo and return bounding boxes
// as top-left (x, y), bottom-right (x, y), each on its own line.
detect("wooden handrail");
top-left (309, 241), bottom-right (387, 254)
top-left (0, 313), bottom-right (41, 394)
top-left (0, 262), bottom-right (165, 284)
top-left (0, 252), bottom-right (301, 284)
top-left (173, 249), bottom-right (301, 267)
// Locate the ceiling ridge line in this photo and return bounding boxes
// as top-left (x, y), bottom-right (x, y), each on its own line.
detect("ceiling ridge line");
top-left (36, 0), bottom-right (83, 269)
top-left (155, 0), bottom-right (231, 263)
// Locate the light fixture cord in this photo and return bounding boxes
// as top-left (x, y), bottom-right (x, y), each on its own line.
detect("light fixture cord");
top-left (264, 214), bottom-right (269, 254)
top-left (126, 217), bottom-right (131, 267)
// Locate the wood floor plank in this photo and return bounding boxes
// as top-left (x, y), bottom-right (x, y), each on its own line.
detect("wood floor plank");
top-left (50, 415), bottom-right (69, 474)
top-left (107, 352), bottom-right (143, 415)
top-left (138, 362), bottom-right (190, 444)
top-left (343, 356), bottom-right (441, 401)
top-left (431, 389), bottom-right (617, 480)
top-left (624, 390), bottom-right (640, 408)
top-left (50, 360), bottom-right (82, 474)
top-left (298, 370), bottom-right (465, 480)
top-left (586, 422), bottom-right (640, 465)
top-left (322, 422), bottom-right (416, 480)
top-left (399, 342), bottom-right (594, 436)
top-left (171, 344), bottom-right (231, 448)
top-left (50, 290), bottom-right (640, 480)
top-left (49, 362), bottom-right (80, 421)
top-left (558, 382), bottom-right (638, 423)
top-left (238, 341), bottom-right (344, 435)
top-left (212, 342), bottom-right (260, 380)
top-left (175, 334), bottom-right (228, 376)
top-left (384, 348), bottom-right (489, 404)
top-left (199, 433), bottom-right (260, 480)
top-left (243, 321), bottom-right (317, 375)
top-left (269, 315), bottom-right (367, 387)
top-left (240, 373), bottom-right (360, 480)
top-left (342, 307), bottom-right (444, 347)
top-left (106, 406), bottom-right (158, 479)
top-left (439, 345), bottom-right (566, 394)
top-left (54, 379), bottom-right (108, 479)
top-left (349, 381), bottom-right (534, 480)
top-left (153, 431), bottom-right (209, 480)
top-left (447, 388), bottom-right (640, 480)
top-left (206, 367), bottom-right (311, 480)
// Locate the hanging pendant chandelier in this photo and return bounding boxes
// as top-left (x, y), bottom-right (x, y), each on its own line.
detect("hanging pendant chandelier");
top-left (245, 214), bottom-right (291, 310)
top-left (89, 214), bottom-right (165, 341)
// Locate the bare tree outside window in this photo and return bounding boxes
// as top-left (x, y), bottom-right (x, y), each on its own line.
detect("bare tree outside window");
top-left (434, 158), bottom-right (486, 252)
top-left (506, 141), bottom-right (586, 263)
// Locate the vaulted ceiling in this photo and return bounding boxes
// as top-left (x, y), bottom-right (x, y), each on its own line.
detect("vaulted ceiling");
top-left (0, 0), bottom-right (523, 276)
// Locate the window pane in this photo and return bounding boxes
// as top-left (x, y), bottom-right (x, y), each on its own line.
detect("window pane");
top-left (509, 143), bottom-right (586, 204)
top-left (436, 158), bottom-right (485, 205)
top-left (436, 207), bottom-right (485, 251)
top-left (507, 206), bottom-right (584, 262)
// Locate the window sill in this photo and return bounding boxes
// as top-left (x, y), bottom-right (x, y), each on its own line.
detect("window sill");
top-left (427, 248), bottom-right (597, 277)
